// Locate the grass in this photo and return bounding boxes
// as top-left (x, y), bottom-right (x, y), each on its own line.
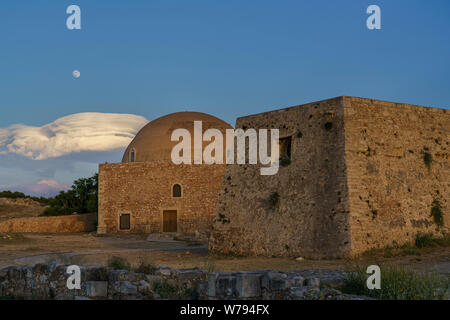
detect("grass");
top-left (134, 260), bottom-right (157, 274)
top-left (152, 282), bottom-right (196, 300)
top-left (203, 254), bottom-right (217, 273)
top-left (362, 232), bottom-right (450, 258)
top-left (107, 256), bottom-right (131, 271)
top-left (342, 265), bottom-right (449, 300)
top-left (415, 232), bottom-right (450, 248)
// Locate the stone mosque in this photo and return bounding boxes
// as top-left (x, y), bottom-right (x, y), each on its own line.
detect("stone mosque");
top-left (98, 97), bottom-right (449, 258)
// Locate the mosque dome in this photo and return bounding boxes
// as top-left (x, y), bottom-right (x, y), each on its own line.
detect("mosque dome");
top-left (122, 111), bottom-right (233, 163)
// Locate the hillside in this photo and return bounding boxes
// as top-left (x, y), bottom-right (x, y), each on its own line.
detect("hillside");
top-left (0, 198), bottom-right (47, 222)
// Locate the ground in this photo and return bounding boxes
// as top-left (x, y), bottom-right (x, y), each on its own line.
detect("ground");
top-left (0, 232), bottom-right (449, 278)
top-left (0, 198), bottom-right (46, 222)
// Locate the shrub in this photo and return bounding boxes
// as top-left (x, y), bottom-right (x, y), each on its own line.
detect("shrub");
top-left (134, 261), bottom-right (157, 274)
top-left (107, 256), bottom-right (131, 270)
top-left (342, 265), bottom-right (449, 300)
top-left (415, 232), bottom-right (435, 248)
top-left (324, 122), bottom-right (333, 131)
top-left (268, 192), bottom-right (279, 208)
top-left (415, 232), bottom-right (450, 248)
top-left (279, 157), bottom-right (291, 167)
top-left (430, 200), bottom-right (444, 227)
top-left (216, 213), bottom-right (230, 224)
top-left (297, 131), bottom-right (303, 138)
top-left (423, 152), bottom-right (432, 169)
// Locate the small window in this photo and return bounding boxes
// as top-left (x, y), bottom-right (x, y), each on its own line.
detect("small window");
top-left (173, 184), bottom-right (182, 197)
top-left (130, 149), bottom-right (136, 162)
top-left (120, 214), bottom-right (130, 230)
top-left (279, 136), bottom-right (292, 159)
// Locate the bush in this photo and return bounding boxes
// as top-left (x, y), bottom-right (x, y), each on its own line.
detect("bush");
top-left (423, 152), bottom-right (432, 169)
top-left (268, 192), bottom-right (279, 208)
top-left (279, 157), bottom-right (291, 167)
top-left (342, 265), bottom-right (449, 300)
top-left (430, 200), bottom-right (444, 227)
top-left (415, 232), bottom-right (450, 248)
top-left (107, 256), bottom-right (131, 270)
top-left (134, 261), bottom-right (157, 274)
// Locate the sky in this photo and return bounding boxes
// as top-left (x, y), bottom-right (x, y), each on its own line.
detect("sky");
top-left (0, 0), bottom-right (449, 196)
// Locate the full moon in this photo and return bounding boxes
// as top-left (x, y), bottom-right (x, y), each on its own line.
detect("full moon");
top-left (72, 70), bottom-right (80, 78)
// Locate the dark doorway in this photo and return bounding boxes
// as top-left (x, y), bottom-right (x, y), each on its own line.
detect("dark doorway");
top-left (163, 210), bottom-right (177, 232)
top-left (120, 214), bottom-right (130, 230)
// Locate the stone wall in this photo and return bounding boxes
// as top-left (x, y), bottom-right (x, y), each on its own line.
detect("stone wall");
top-left (210, 96), bottom-right (449, 258)
top-left (343, 97), bottom-right (449, 255)
top-left (210, 97), bottom-right (351, 258)
top-left (98, 161), bottom-right (225, 234)
top-left (0, 263), bottom-right (358, 300)
top-left (0, 213), bottom-right (97, 233)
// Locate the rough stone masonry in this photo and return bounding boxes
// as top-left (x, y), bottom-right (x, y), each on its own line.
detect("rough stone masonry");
top-left (210, 96), bottom-right (449, 258)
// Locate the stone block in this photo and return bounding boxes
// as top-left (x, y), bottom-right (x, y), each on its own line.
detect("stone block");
top-left (86, 281), bottom-right (108, 297)
top-left (305, 277), bottom-right (320, 288)
top-left (207, 273), bottom-right (218, 297)
top-left (155, 266), bottom-right (172, 276)
top-left (145, 274), bottom-right (163, 287)
top-left (115, 281), bottom-right (138, 295)
top-left (216, 275), bottom-right (237, 298)
top-left (236, 273), bottom-right (262, 298)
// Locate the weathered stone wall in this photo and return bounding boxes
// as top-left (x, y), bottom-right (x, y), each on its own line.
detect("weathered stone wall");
top-left (210, 96), bottom-right (449, 258)
top-left (343, 97), bottom-right (449, 255)
top-left (0, 263), bottom-right (356, 300)
top-left (0, 213), bottom-right (97, 233)
top-left (210, 97), bottom-right (351, 258)
top-left (98, 161), bottom-right (225, 234)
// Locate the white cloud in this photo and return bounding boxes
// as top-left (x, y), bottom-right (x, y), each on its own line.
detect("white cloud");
top-left (0, 113), bottom-right (148, 160)
top-left (12, 179), bottom-right (71, 197)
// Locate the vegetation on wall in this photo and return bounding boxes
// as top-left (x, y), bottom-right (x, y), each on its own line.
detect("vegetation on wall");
top-left (423, 151), bottom-right (433, 170)
top-left (430, 199), bottom-right (444, 227)
top-left (279, 157), bottom-right (291, 167)
top-left (216, 213), bottom-right (230, 225)
top-left (268, 192), bottom-right (280, 209)
top-left (324, 122), bottom-right (333, 131)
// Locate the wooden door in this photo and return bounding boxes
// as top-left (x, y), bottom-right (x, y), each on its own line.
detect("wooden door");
top-left (163, 210), bottom-right (177, 232)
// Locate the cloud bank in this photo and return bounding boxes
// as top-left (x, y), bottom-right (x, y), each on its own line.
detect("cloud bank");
top-left (0, 113), bottom-right (148, 160)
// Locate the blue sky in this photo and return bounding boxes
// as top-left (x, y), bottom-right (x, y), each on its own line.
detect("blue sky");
top-left (0, 0), bottom-right (449, 195)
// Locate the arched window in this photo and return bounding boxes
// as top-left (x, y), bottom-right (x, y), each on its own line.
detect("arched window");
top-left (130, 148), bottom-right (136, 162)
top-left (173, 184), bottom-right (182, 197)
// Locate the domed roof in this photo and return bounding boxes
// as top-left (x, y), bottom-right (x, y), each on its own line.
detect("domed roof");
top-left (122, 111), bottom-right (233, 163)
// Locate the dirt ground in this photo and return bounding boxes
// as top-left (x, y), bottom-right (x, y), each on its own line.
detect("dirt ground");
top-left (0, 232), bottom-right (449, 277)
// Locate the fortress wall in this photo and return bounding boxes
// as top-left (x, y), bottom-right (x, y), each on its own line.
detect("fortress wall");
top-left (210, 97), bottom-right (352, 258)
top-left (0, 213), bottom-right (97, 233)
top-left (343, 97), bottom-right (450, 255)
top-left (98, 161), bottom-right (225, 234)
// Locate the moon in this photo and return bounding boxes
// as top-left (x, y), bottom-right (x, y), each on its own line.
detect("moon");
top-left (72, 70), bottom-right (80, 78)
